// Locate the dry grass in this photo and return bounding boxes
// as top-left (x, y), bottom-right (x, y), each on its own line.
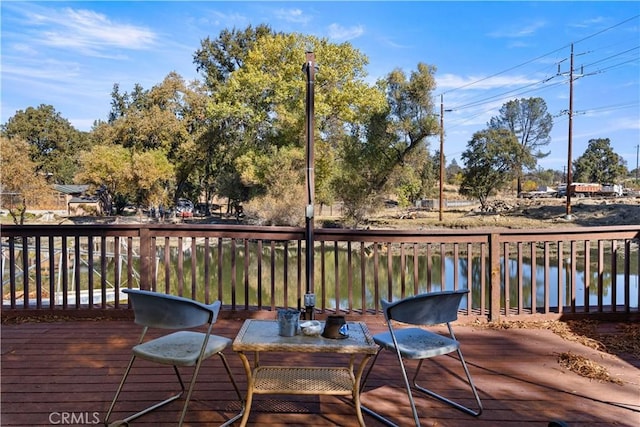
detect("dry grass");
top-left (477, 319), bottom-right (639, 383)
top-left (557, 351), bottom-right (623, 384)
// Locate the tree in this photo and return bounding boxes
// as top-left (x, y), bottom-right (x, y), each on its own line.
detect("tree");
top-left (75, 144), bottom-right (174, 213)
top-left (95, 73), bottom-right (203, 205)
top-left (193, 24), bottom-right (274, 90)
top-left (0, 137), bottom-right (50, 224)
top-left (459, 129), bottom-right (535, 208)
top-left (1, 105), bottom-right (89, 183)
top-left (573, 138), bottom-right (627, 183)
top-left (75, 145), bottom-right (133, 214)
top-left (372, 63), bottom-right (439, 191)
top-left (198, 29), bottom-right (387, 224)
top-left (488, 97), bottom-right (553, 194)
top-left (333, 63), bottom-right (439, 222)
top-left (446, 158), bottom-right (463, 185)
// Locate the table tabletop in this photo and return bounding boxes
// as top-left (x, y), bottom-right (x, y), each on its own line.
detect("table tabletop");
top-left (232, 319), bottom-right (378, 354)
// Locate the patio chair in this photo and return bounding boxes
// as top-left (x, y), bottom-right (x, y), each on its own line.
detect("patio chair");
top-left (361, 289), bottom-right (482, 426)
top-left (104, 289), bottom-right (243, 427)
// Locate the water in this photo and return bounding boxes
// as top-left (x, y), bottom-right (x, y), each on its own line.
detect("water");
top-left (152, 243), bottom-right (639, 311)
top-left (5, 240), bottom-right (638, 311)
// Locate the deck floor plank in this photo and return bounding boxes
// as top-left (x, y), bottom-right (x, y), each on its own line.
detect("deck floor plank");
top-left (2, 317), bottom-right (638, 426)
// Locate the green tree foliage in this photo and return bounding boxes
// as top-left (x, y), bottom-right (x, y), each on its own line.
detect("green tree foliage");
top-left (75, 144), bottom-right (174, 213)
top-left (240, 146), bottom-right (306, 225)
top-left (1, 104), bottom-right (89, 184)
top-left (372, 64), bottom-right (439, 191)
top-left (193, 24), bottom-right (274, 90)
top-left (92, 73), bottom-right (202, 205)
top-left (0, 137), bottom-right (50, 224)
top-left (333, 63), bottom-right (439, 221)
top-left (460, 129), bottom-right (535, 208)
top-left (75, 145), bottom-right (132, 213)
top-left (446, 158), bottom-right (463, 185)
top-left (197, 29), bottom-right (387, 224)
top-left (573, 138), bottom-right (627, 183)
top-left (488, 97), bottom-right (553, 194)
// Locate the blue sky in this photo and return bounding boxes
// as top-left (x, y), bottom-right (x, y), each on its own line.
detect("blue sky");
top-left (2, 1), bottom-right (639, 172)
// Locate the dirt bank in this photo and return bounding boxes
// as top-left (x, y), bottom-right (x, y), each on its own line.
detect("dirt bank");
top-left (364, 196), bottom-right (640, 230)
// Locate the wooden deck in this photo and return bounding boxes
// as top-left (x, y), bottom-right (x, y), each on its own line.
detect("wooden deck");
top-left (2, 315), bottom-right (638, 427)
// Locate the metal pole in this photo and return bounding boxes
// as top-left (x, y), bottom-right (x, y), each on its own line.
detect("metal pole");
top-left (565, 44), bottom-right (574, 219)
top-left (636, 145), bottom-right (640, 185)
top-left (303, 51), bottom-right (316, 319)
top-left (439, 95), bottom-right (444, 222)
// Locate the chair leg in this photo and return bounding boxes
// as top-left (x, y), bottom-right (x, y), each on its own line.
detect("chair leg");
top-left (177, 351), bottom-right (245, 427)
top-left (412, 349), bottom-right (483, 417)
top-left (359, 349), bottom-right (415, 427)
top-left (216, 352), bottom-right (245, 427)
top-left (104, 357), bottom-right (185, 426)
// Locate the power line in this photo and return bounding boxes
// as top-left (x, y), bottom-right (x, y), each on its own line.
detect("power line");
top-left (572, 15), bottom-right (640, 45)
top-left (438, 15), bottom-right (639, 101)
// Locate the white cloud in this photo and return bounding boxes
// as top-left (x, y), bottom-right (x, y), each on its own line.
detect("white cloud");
top-left (201, 10), bottom-right (249, 28)
top-left (274, 8), bottom-right (310, 24)
top-left (327, 23), bottom-right (364, 41)
top-left (437, 73), bottom-right (540, 91)
top-left (488, 20), bottom-right (547, 39)
top-left (570, 16), bottom-right (606, 29)
top-left (16, 6), bottom-right (157, 56)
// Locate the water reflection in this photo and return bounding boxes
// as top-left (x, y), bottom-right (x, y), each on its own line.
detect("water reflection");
top-left (155, 243), bottom-right (639, 311)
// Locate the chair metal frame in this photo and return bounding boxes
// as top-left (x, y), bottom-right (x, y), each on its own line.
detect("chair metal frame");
top-left (104, 289), bottom-right (244, 426)
top-left (361, 290), bottom-right (482, 426)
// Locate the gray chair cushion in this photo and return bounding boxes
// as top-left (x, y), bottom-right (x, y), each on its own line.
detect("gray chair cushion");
top-left (373, 327), bottom-right (459, 359)
top-left (133, 331), bottom-right (232, 366)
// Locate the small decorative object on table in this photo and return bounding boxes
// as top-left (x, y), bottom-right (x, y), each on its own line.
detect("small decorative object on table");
top-left (322, 315), bottom-right (349, 339)
top-left (277, 309), bottom-right (300, 337)
top-left (300, 320), bottom-right (322, 336)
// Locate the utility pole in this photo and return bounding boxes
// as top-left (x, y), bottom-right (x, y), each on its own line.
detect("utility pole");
top-left (438, 95), bottom-right (453, 222)
top-left (636, 144), bottom-right (639, 184)
top-left (565, 44), bottom-right (575, 219)
top-left (439, 95), bottom-right (444, 222)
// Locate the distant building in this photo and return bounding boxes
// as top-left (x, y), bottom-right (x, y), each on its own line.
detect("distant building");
top-left (53, 184), bottom-right (102, 216)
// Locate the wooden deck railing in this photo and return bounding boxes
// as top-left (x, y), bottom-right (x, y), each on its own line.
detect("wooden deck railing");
top-left (2, 224), bottom-right (639, 321)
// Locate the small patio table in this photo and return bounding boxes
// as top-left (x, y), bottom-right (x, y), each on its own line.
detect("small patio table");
top-left (232, 319), bottom-right (378, 426)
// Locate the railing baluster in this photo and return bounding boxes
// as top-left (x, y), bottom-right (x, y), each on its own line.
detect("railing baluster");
top-left (598, 239), bottom-right (604, 312)
top-left (164, 236), bottom-right (171, 294)
top-left (1, 224), bottom-right (637, 320)
top-left (611, 240), bottom-right (617, 312)
top-left (557, 241), bottom-right (563, 314)
top-left (517, 242), bottom-right (523, 314)
top-left (257, 240), bottom-right (263, 309)
top-left (584, 240), bottom-right (591, 312)
top-left (347, 241), bottom-right (353, 313)
top-left (426, 243), bottom-right (432, 292)
top-left (35, 237), bottom-right (42, 309)
top-left (113, 236), bottom-right (120, 309)
top-left (570, 240), bottom-right (577, 313)
top-left (230, 238), bottom-right (237, 309)
top-left (530, 242), bottom-right (536, 315)
top-left (360, 242), bottom-right (366, 315)
top-left (544, 241), bottom-right (550, 314)
top-left (334, 241), bottom-right (339, 313)
top-left (204, 237), bottom-right (211, 304)
top-left (21, 237), bottom-right (29, 309)
top-left (400, 242), bottom-right (406, 299)
top-left (413, 242), bottom-right (420, 295)
top-left (504, 242), bottom-right (510, 316)
top-left (191, 237), bottom-right (198, 300)
top-left (243, 239), bottom-right (250, 310)
top-left (269, 240), bottom-right (275, 310)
